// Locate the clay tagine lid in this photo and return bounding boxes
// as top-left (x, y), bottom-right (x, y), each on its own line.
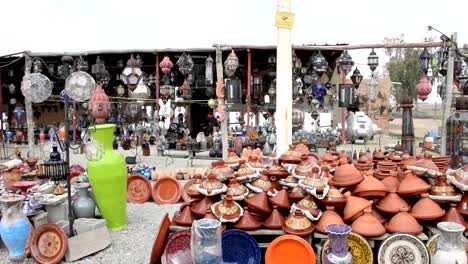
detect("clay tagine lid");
top-left (226, 178), bottom-right (249, 200)
top-left (442, 203), bottom-right (468, 230)
top-left (353, 175), bottom-right (388, 199)
top-left (457, 192), bottom-right (468, 217)
top-left (263, 205), bottom-right (285, 230)
top-left (234, 207), bottom-right (262, 231)
top-left (191, 196), bottom-right (214, 218)
top-left (294, 194), bottom-right (321, 218)
top-left (409, 193), bottom-right (445, 221)
top-left (430, 176), bottom-right (458, 196)
top-left (397, 170), bottom-right (431, 196)
top-left (380, 174), bottom-right (400, 191)
top-left (186, 174), bottom-right (203, 198)
top-left (236, 160), bottom-right (259, 181)
top-left (279, 174), bottom-right (298, 188)
top-left (211, 161), bottom-right (235, 181)
top-left (343, 192), bottom-right (373, 221)
top-left (351, 208), bottom-right (386, 237)
top-left (414, 154), bottom-right (439, 172)
top-left (385, 207), bottom-right (423, 235)
top-left (301, 167), bottom-right (326, 192)
top-left (197, 173), bottom-right (227, 196)
top-left (289, 185), bottom-right (306, 202)
top-left (293, 155), bottom-right (313, 178)
top-left (269, 188), bottom-right (291, 210)
top-left (248, 156), bottom-right (265, 172)
top-left (224, 148), bottom-right (240, 167)
top-left (316, 206), bottom-right (344, 233)
top-left (245, 192), bottom-right (271, 215)
top-left (279, 145), bottom-right (302, 165)
top-left (203, 208), bottom-right (226, 232)
top-left (321, 182), bottom-right (346, 207)
top-left (322, 151), bottom-right (337, 163)
top-left (173, 202), bottom-right (196, 226)
top-left (282, 209), bottom-right (315, 236)
top-left (373, 150), bottom-right (385, 160)
top-left (375, 189), bottom-right (409, 215)
top-left (247, 171), bottom-right (274, 193)
top-left (211, 194), bottom-right (244, 223)
top-left (331, 160), bottom-right (364, 187)
top-left (377, 158), bottom-right (398, 171)
top-left (371, 206), bottom-right (387, 224)
top-left (267, 159), bottom-right (290, 179)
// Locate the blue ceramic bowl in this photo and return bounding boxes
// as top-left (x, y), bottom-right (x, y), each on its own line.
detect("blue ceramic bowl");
top-left (222, 229), bottom-right (261, 264)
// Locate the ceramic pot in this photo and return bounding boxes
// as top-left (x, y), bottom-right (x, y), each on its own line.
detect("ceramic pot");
top-left (2, 169), bottom-right (21, 190)
top-left (397, 170), bottom-right (431, 196)
top-left (432, 222), bottom-right (467, 264)
top-left (442, 204), bottom-right (468, 230)
top-left (211, 195), bottom-right (243, 223)
top-left (293, 194), bottom-right (321, 220)
top-left (0, 194), bottom-right (31, 262)
top-left (87, 124), bottom-right (127, 230)
top-left (380, 174), bottom-right (400, 191)
top-left (343, 192), bottom-right (372, 221)
top-left (279, 145), bottom-right (302, 165)
top-left (351, 208), bottom-right (386, 237)
top-left (226, 178), bottom-right (249, 200)
top-left (247, 172), bottom-right (274, 193)
top-left (236, 160), bottom-right (259, 183)
top-left (293, 155), bottom-right (313, 178)
top-left (353, 175), bottom-right (388, 198)
top-left (457, 192), bottom-right (468, 218)
top-left (263, 205), bottom-right (284, 229)
top-left (376, 158), bottom-right (397, 171)
top-left (174, 202), bottom-right (195, 226)
top-left (289, 186), bottom-right (306, 202)
top-left (324, 224), bottom-right (353, 264)
top-left (269, 188), bottom-right (291, 210)
top-left (410, 193), bottom-right (445, 221)
top-left (197, 173), bottom-right (227, 196)
top-left (331, 160), bottom-right (363, 187)
top-left (282, 209), bottom-right (314, 236)
top-left (322, 182), bottom-right (346, 207)
top-left (375, 189), bottom-right (409, 215)
top-left (245, 192), bottom-right (271, 215)
top-left (385, 207), bottom-right (423, 234)
top-left (316, 206), bottom-right (344, 233)
top-left (431, 176), bottom-right (458, 196)
top-left (191, 197), bottom-right (214, 218)
top-left (72, 183), bottom-right (95, 218)
top-left (267, 159), bottom-right (289, 179)
top-left (414, 154), bottom-right (439, 172)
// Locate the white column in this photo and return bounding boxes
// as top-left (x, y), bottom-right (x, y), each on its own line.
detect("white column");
top-left (275, 0), bottom-right (293, 157)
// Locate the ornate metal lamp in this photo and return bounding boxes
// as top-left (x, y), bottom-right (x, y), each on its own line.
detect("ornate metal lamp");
top-left (419, 48), bottom-right (432, 75)
top-left (350, 68), bottom-right (363, 88)
top-left (367, 76), bottom-right (379, 102)
top-left (205, 55), bottom-right (214, 85)
top-left (224, 50), bottom-right (239, 78)
top-left (159, 56), bottom-right (173, 75)
top-left (312, 51), bottom-right (328, 75)
top-left (21, 61), bottom-right (52, 103)
top-left (338, 51), bottom-right (354, 74)
top-left (88, 83), bottom-right (110, 124)
top-left (367, 48), bottom-right (379, 73)
top-left (338, 84), bottom-right (355, 107)
top-left (121, 54), bottom-right (143, 91)
top-left (91, 56), bottom-right (110, 84)
top-left (177, 53), bottom-right (194, 76)
top-left (416, 76), bottom-right (432, 101)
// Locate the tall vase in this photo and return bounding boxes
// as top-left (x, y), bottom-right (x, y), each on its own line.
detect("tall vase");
top-left (87, 124), bottom-right (127, 230)
top-left (0, 194), bottom-right (32, 262)
top-left (325, 224), bottom-right (353, 264)
top-left (72, 182), bottom-right (96, 219)
top-left (432, 222), bottom-right (467, 264)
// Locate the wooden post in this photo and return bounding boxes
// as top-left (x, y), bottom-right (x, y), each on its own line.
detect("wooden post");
top-left (23, 55), bottom-right (34, 155)
top-left (246, 49), bottom-right (252, 132)
top-left (215, 45), bottom-right (229, 159)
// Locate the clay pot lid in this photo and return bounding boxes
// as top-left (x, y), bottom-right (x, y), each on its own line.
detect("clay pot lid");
top-left (191, 196), bottom-right (214, 218)
top-left (377, 158), bottom-right (397, 167)
top-left (413, 154), bottom-right (439, 172)
top-left (269, 188), bottom-right (291, 210)
top-left (250, 173), bottom-right (274, 192)
top-left (380, 175), bottom-right (400, 191)
top-left (457, 192), bottom-right (468, 217)
top-left (30, 224), bottom-right (67, 264)
top-left (410, 193), bottom-right (445, 220)
top-left (391, 155), bottom-right (403, 162)
top-left (331, 163), bottom-right (364, 187)
top-left (150, 213), bottom-right (171, 264)
top-left (234, 207), bottom-right (262, 230)
top-left (375, 189), bottom-right (409, 215)
top-left (263, 205), bottom-right (285, 229)
top-left (282, 175), bottom-right (298, 184)
top-left (354, 175), bottom-right (388, 197)
top-left (245, 192), bottom-right (271, 215)
top-left (127, 174), bottom-right (151, 204)
top-left (267, 160), bottom-right (290, 178)
top-left (152, 177), bottom-right (181, 205)
top-left (289, 186), bottom-right (306, 201)
top-left (227, 178), bottom-right (249, 198)
top-left (322, 151), bottom-right (337, 163)
top-left (316, 206), bottom-right (344, 233)
top-left (174, 203), bottom-right (196, 226)
top-left (279, 145), bottom-right (302, 164)
top-left (385, 207), bottom-right (423, 234)
top-left (282, 209), bottom-right (315, 236)
top-left (224, 149), bottom-right (240, 165)
top-left (371, 206), bottom-right (387, 224)
top-left (295, 143), bottom-right (310, 155)
top-left (183, 179), bottom-right (202, 203)
top-left (293, 155), bottom-right (313, 176)
top-left (212, 161), bottom-right (235, 179)
top-left (442, 203), bottom-right (468, 230)
top-left (322, 183), bottom-right (347, 206)
top-left (401, 157), bottom-right (417, 168)
top-left (248, 157), bottom-right (265, 170)
top-left (397, 171), bottom-right (431, 196)
top-left (198, 173), bottom-right (225, 192)
top-left (212, 194), bottom-right (243, 222)
top-left (430, 176), bottom-right (458, 196)
top-left (343, 192), bottom-right (373, 221)
top-left (374, 169), bottom-right (398, 180)
top-left (351, 208), bottom-right (386, 237)
top-left (295, 194), bottom-right (320, 217)
top-left (373, 150), bottom-right (385, 159)
top-left (237, 162), bottom-right (257, 177)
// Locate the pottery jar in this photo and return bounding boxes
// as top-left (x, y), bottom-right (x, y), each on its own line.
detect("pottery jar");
top-left (432, 222), bottom-right (467, 264)
top-left (282, 209), bottom-right (315, 236)
top-left (431, 176), bottom-right (458, 196)
top-left (457, 192), bottom-right (468, 218)
top-left (72, 182), bottom-right (96, 218)
top-left (324, 224), bottom-right (353, 264)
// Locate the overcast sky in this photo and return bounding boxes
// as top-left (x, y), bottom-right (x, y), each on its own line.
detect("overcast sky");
top-left (1, 0), bottom-right (466, 77)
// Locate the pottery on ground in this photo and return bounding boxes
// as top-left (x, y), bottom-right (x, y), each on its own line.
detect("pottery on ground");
top-left (330, 160), bottom-right (364, 187)
top-left (351, 208), bottom-right (386, 238)
top-left (269, 188), bottom-right (291, 210)
top-left (397, 170), bottom-right (431, 196)
top-left (282, 209), bottom-right (315, 236)
top-left (342, 192), bottom-right (373, 222)
top-left (441, 204), bottom-right (468, 230)
top-left (316, 206), bottom-right (344, 233)
top-left (72, 182), bottom-right (96, 218)
top-left (321, 182), bottom-right (346, 207)
top-left (263, 205), bottom-right (285, 230)
top-left (375, 189), bottom-right (410, 215)
top-left (410, 193), bottom-right (445, 221)
top-left (353, 175), bottom-right (388, 198)
top-left (323, 224), bottom-right (353, 264)
top-left (244, 192), bottom-right (271, 215)
top-left (211, 194), bottom-right (243, 223)
top-left (173, 202), bottom-right (196, 226)
top-left (233, 207), bottom-right (262, 231)
top-left (431, 176), bottom-right (458, 196)
top-left (385, 207), bottom-right (423, 235)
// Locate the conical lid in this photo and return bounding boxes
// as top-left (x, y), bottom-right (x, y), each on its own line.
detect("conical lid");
top-left (343, 192), bottom-right (373, 221)
top-left (174, 203), bottom-right (195, 226)
top-left (322, 182), bottom-right (346, 207)
top-left (295, 194), bottom-right (321, 217)
top-left (234, 207), bottom-right (262, 231)
top-left (457, 192), bottom-right (468, 217)
top-left (293, 155), bottom-right (313, 177)
top-left (371, 206), bottom-right (387, 224)
top-left (332, 162), bottom-right (364, 187)
top-left (353, 175), bottom-right (388, 198)
top-left (269, 188), bottom-right (291, 210)
top-left (268, 159), bottom-right (290, 178)
top-left (414, 154), bottom-right (439, 171)
top-left (316, 206), bottom-right (344, 233)
top-left (410, 193), bottom-right (445, 220)
top-left (245, 192), bottom-right (271, 215)
top-left (322, 151), bottom-right (337, 163)
top-left (191, 196), bottom-right (213, 218)
top-left (385, 207), bottom-right (423, 234)
top-left (381, 175), bottom-right (400, 191)
top-left (279, 145), bottom-right (302, 164)
top-left (397, 170), bottom-right (431, 196)
top-left (289, 186), bottom-right (306, 202)
top-left (442, 203), bottom-right (468, 230)
top-left (375, 189), bottom-right (409, 215)
top-left (351, 208), bottom-right (386, 237)
top-left (263, 205), bottom-right (285, 229)
top-left (203, 208), bottom-right (226, 232)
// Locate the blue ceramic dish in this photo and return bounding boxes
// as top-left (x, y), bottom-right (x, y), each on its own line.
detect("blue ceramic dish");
top-left (221, 229), bottom-right (261, 264)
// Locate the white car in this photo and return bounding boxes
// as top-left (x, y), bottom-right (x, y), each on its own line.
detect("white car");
top-left (340, 112), bottom-right (381, 143)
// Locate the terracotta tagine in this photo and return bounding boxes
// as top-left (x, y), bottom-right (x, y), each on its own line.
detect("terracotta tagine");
top-left (295, 143), bottom-right (310, 155)
top-left (380, 173), bottom-right (400, 191)
top-left (457, 192), bottom-right (468, 218)
top-left (233, 207), bottom-right (262, 231)
top-left (371, 206), bottom-right (387, 224)
top-left (267, 159), bottom-right (290, 179)
top-left (354, 155), bottom-right (374, 172)
top-left (410, 193), bottom-right (445, 221)
top-left (385, 207), bottom-right (423, 234)
top-left (226, 178), bottom-right (249, 200)
top-left (184, 174), bottom-right (203, 201)
top-left (316, 206), bottom-right (345, 233)
top-left (279, 145), bottom-right (302, 165)
top-left (401, 155), bottom-right (417, 169)
top-left (224, 148), bottom-right (240, 168)
top-left (353, 175), bottom-right (388, 199)
top-left (210, 161), bottom-right (234, 182)
top-left (293, 194), bottom-right (321, 220)
top-left (203, 208), bottom-right (226, 232)
top-left (196, 173), bottom-right (227, 196)
top-left (351, 208), bottom-right (386, 237)
top-left (247, 171), bottom-right (274, 193)
top-left (330, 159), bottom-right (364, 187)
top-left (430, 176), bottom-right (458, 196)
top-left (269, 188), bottom-right (291, 210)
top-left (247, 156), bottom-right (265, 172)
top-left (282, 209), bottom-right (315, 236)
top-left (263, 205), bottom-right (285, 229)
top-left (375, 189), bottom-right (410, 215)
top-left (299, 166), bottom-right (327, 194)
top-left (372, 150), bottom-right (385, 163)
top-left (173, 202), bottom-right (196, 226)
top-left (391, 155), bottom-right (404, 168)
top-left (289, 186), bottom-right (306, 202)
top-left (377, 158), bottom-right (398, 171)
top-left (321, 182), bottom-right (346, 207)
top-left (442, 204), bottom-right (468, 230)
top-left (342, 192), bottom-right (373, 222)
top-left (397, 170), bottom-right (431, 196)
top-left (414, 153), bottom-right (439, 172)
top-left (322, 151), bottom-right (338, 168)
top-left (211, 194), bottom-right (243, 223)
top-left (236, 160), bottom-right (259, 183)
top-left (374, 168), bottom-right (398, 180)
top-left (293, 155), bottom-right (313, 179)
top-left (191, 196), bottom-right (214, 218)
top-left (245, 192), bottom-right (271, 215)
top-left (279, 174), bottom-right (298, 189)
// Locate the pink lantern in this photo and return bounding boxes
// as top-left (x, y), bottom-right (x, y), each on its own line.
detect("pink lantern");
top-left (88, 83), bottom-right (110, 124)
top-left (416, 76), bottom-right (432, 101)
top-left (16, 130), bottom-right (24, 140)
top-left (159, 56), bottom-right (173, 75)
top-left (39, 131), bottom-right (46, 144)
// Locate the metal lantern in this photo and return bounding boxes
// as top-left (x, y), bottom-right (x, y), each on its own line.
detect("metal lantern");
top-left (419, 48), bottom-right (432, 74)
top-left (268, 54), bottom-right (276, 67)
top-left (350, 68), bottom-right (363, 88)
top-left (310, 71), bottom-right (320, 84)
top-left (338, 84), bottom-right (355, 107)
top-left (76, 55), bottom-right (89, 72)
top-left (226, 78), bottom-right (241, 104)
top-left (313, 51), bottom-right (328, 74)
top-left (58, 56), bottom-right (74, 79)
top-left (130, 82), bottom-right (151, 100)
top-left (368, 77), bottom-right (379, 102)
top-left (338, 51), bottom-right (354, 74)
top-left (160, 84), bottom-right (174, 98)
top-left (33, 59), bottom-right (43, 73)
top-left (135, 54), bottom-right (143, 68)
top-left (159, 56), bottom-right (173, 75)
top-left (180, 80), bottom-right (191, 99)
top-left (311, 110), bottom-right (319, 120)
top-left (8, 84), bottom-right (16, 94)
top-left (116, 84), bottom-right (125, 96)
top-left (91, 56), bottom-right (110, 83)
top-left (177, 53), bottom-right (194, 76)
top-left (205, 55), bottom-right (214, 84)
top-left (224, 50), bottom-right (239, 78)
top-left (367, 48), bottom-right (379, 73)
top-left (416, 76), bottom-right (432, 101)
top-left (21, 72), bottom-right (52, 103)
top-left (292, 52), bottom-right (302, 72)
top-left (121, 54), bottom-right (143, 92)
top-left (65, 71), bottom-right (96, 102)
top-left (88, 83), bottom-right (110, 124)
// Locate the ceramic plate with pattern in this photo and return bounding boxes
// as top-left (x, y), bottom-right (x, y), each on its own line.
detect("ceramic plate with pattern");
top-left (164, 230), bottom-right (192, 264)
top-left (30, 224), bottom-right (67, 264)
top-left (321, 232), bottom-right (373, 264)
top-left (378, 233), bottom-right (430, 264)
top-left (222, 229), bottom-right (261, 264)
top-left (426, 234), bottom-right (440, 257)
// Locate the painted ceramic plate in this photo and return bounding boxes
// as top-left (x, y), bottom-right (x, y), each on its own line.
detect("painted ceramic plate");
top-left (165, 230), bottom-right (192, 264)
top-left (30, 224), bottom-right (67, 264)
top-left (150, 213), bottom-right (171, 264)
top-left (222, 229), bottom-right (261, 264)
top-left (321, 232), bottom-right (373, 264)
top-left (266, 235), bottom-right (316, 264)
top-left (152, 178), bottom-right (181, 205)
top-left (378, 233), bottom-right (430, 264)
top-left (182, 179), bottom-right (197, 203)
top-left (127, 174), bottom-right (151, 204)
top-left (426, 234), bottom-right (439, 257)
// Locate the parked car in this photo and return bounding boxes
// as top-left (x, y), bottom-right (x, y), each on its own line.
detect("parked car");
top-left (344, 112), bottom-right (381, 143)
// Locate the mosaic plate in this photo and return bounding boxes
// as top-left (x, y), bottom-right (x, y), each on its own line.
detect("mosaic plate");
top-left (378, 233), bottom-right (429, 264)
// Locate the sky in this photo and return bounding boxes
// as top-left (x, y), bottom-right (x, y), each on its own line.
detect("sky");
top-left (1, 0), bottom-right (467, 79)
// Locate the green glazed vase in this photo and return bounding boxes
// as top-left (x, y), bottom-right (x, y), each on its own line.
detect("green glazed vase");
top-left (87, 124), bottom-right (127, 230)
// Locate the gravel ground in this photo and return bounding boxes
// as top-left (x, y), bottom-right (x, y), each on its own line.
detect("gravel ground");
top-left (0, 203), bottom-right (181, 264)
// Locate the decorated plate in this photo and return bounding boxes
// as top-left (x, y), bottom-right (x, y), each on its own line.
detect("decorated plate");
top-left (222, 229), bottom-right (261, 264)
top-left (152, 178), bottom-right (181, 205)
top-left (127, 174), bottom-right (151, 204)
top-left (426, 234), bottom-right (439, 257)
top-left (266, 235), bottom-right (316, 264)
top-left (321, 232), bottom-right (373, 264)
top-left (378, 233), bottom-right (430, 264)
top-left (165, 230), bottom-right (192, 264)
top-left (182, 179), bottom-right (197, 203)
top-left (30, 224), bottom-right (67, 264)
top-left (150, 213), bottom-right (171, 264)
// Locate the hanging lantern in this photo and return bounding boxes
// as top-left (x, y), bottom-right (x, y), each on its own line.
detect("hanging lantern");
top-left (208, 98), bottom-right (216, 108)
top-left (121, 54), bottom-right (143, 91)
top-left (130, 81), bottom-right (151, 100)
top-left (59, 90), bottom-right (73, 103)
top-left (312, 83), bottom-right (326, 97)
top-left (368, 77), bottom-right (379, 102)
top-left (205, 55), bottom-right (214, 84)
top-left (338, 51), bottom-right (354, 74)
top-left (311, 110), bottom-right (319, 120)
top-left (21, 72), bottom-right (52, 103)
top-left (252, 68), bottom-right (263, 101)
top-left (312, 51), bottom-right (328, 74)
top-left (367, 48), bottom-right (379, 72)
top-left (65, 71), bottom-right (96, 102)
top-left (116, 84), bottom-right (126, 96)
top-left (416, 76), bottom-right (432, 101)
top-left (59, 125), bottom-right (66, 141)
top-left (338, 84), bottom-right (355, 107)
top-left (135, 54), bottom-right (143, 68)
top-left (350, 68), bottom-right (363, 88)
top-left (159, 56), bottom-right (173, 75)
top-left (160, 84), bottom-right (174, 98)
top-left (177, 53), bottom-right (194, 76)
top-left (33, 59), bottom-right (43, 73)
top-left (419, 48), bottom-right (432, 75)
top-left (226, 78), bottom-right (241, 104)
top-left (8, 84), bottom-right (16, 94)
top-left (268, 54), bottom-right (276, 67)
top-left (76, 55), bottom-right (89, 72)
top-left (310, 71), bottom-right (319, 84)
top-left (292, 52), bottom-right (302, 72)
top-left (224, 50), bottom-right (239, 78)
top-left (13, 106), bottom-right (25, 124)
top-left (88, 83), bottom-right (110, 124)
top-left (180, 80), bottom-right (191, 99)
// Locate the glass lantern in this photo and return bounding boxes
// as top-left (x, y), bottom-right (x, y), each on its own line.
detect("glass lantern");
top-left (338, 84), bottom-right (355, 107)
top-left (350, 68), bottom-right (363, 88)
top-left (312, 51), bottom-right (328, 74)
top-left (224, 50), bottom-right (239, 78)
top-left (21, 72), bottom-right (52, 103)
top-left (419, 48), bottom-right (432, 74)
top-left (338, 51), bottom-right (354, 74)
top-left (368, 77), bottom-right (379, 102)
top-left (120, 54), bottom-right (143, 91)
top-left (177, 53), bottom-right (194, 76)
top-left (205, 55), bottom-right (214, 85)
top-left (368, 48), bottom-right (379, 72)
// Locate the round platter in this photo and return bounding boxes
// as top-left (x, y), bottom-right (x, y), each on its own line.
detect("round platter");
top-left (426, 234), bottom-right (440, 257)
top-left (182, 179), bottom-right (196, 203)
top-left (150, 213), bottom-right (171, 264)
top-left (321, 232), bottom-right (373, 264)
top-left (127, 174), bottom-right (151, 204)
top-left (164, 230), bottom-right (192, 264)
top-left (266, 234), bottom-right (316, 264)
top-left (222, 229), bottom-right (261, 264)
top-left (378, 233), bottom-right (430, 264)
top-left (30, 224), bottom-right (67, 264)
top-left (152, 177), bottom-right (181, 205)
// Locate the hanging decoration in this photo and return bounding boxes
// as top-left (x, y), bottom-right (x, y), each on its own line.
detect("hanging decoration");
top-left (350, 68), bottom-right (363, 88)
top-left (20, 72), bottom-right (52, 103)
top-left (180, 80), bottom-right (191, 100)
top-left (159, 56), bottom-right (173, 75)
top-left (177, 53), bottom-right (194, 76)
top-left (224, 50), bottom-right (239, 78)
top-left (130, 81), bottom-right (151, 100)
top-left (338, 84), bottom-right (355, 107)
top-left (8, 84), bottom-right (16, 94)
top-left (337, 51), bottom-right (354, 74)
top-left (368, 48), bottom-right (379, 73)
top-left (312, 51), bottom-right (328, 75)
top-left (59, 90), bottom-right (73, 103)
top-left (226, 78), bottom-right (241, 104)
top-left (91, 56), bottom-right (111, 84)
top-left (77, 55), bottom-right (89, 72)
top-left (65, 71), bottom-right (96, 102)
top-left (367, 76), bottom-right (379, 102)
top-left (116, 84), bottom-right (126, 96)
top-left (13, 106), bottom-right (26, 124)
top-left (88, 83), bottom-right (110, 124)
top-left (121, 54), bottom-right (143, 92)
top-left (416, 76), bottom-right (432, 101)
top-left (312, 83), bottom-right (326, 97)
top-left (205, 55), bottom-right (214, 84)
